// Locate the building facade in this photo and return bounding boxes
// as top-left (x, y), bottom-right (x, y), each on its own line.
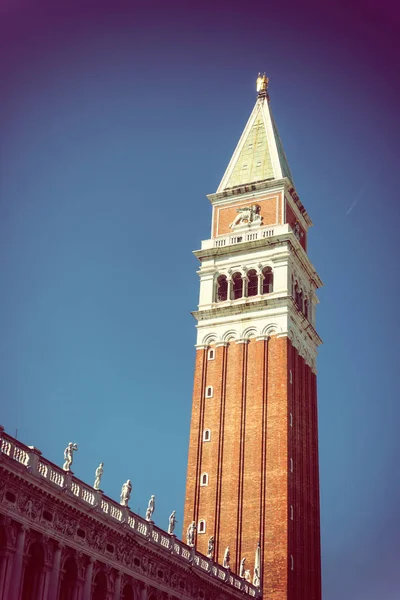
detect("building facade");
top-left (0, 427), bottom-right (260, 600)
top-left (183, 75), bottom-right (322, 600)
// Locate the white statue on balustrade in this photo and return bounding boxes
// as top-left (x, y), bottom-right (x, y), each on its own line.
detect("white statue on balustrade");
top-left (93, 462), bottom-right (104, 490)
top-left (62, 442), bottom-right (78, 471)
top-left (239, 556), bottom-right (246, 578)
top-left (145, 495), bottom-right (155, 521)
top-left (186, 521), bottom-right (196, 547)
top-left (244, 570), bottom-right (251, 582)
top-left (168, 510), bottom-right (177, 534)
top-left (229, 204), bottom-right (262, 229)
top-left (120, 479), bottom-right (132, 506)
top-left (253, 542), bottom-right (261, 587)
top-left (207, 535), bottom-right (214, 560)
top-left (223, 546), bottom-right (230, 569)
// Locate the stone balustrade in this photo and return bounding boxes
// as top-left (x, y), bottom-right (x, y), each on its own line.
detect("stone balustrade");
top-left (0, 426), bottom-right (261, 599)
top-left (200, 223), bottom-right (291, 250)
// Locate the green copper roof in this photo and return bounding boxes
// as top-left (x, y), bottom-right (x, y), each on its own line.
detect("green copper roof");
top-left (218, 96), bottom-right (294, 192)
top-left (224, 104), bottom-right (275, 188)
top-left (271, 112), bottom-right (293, 182)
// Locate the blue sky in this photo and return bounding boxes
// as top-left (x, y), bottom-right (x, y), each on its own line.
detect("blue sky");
top-left (1, 1), bottom-right (399, 598)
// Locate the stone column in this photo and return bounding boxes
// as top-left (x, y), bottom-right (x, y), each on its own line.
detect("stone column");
top-left (113, 570), bottom-right (121, 600)
top-left (82, 558), bottom-right (94, 600)
top-left (8, 525), bottom-right (27, 600)
top-left (242, 274), bottom-right (248, 298)
top-left (258, 273), bottom-right (263, 295)
top-left (227, 277), bottom-right (233, 301)
top-left (46, 543), bottom-right (62, 600)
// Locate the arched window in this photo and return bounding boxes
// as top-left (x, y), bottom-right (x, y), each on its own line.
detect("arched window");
top-left (203, 429), bottom-right (211, 442)
top-left (297, 288), bottom-right (303, 312)
top-left (247, 269), bottom-right (258, 297)
top-left (198, 519), bottom-right (206, 534)
top-left (59, 555), bottom-right (78, 600)
top-left (200, 473), bottom-right (209, 486)
top-left (262, 267), bottom-right (273, 294)
top-left (205, 386), bottom-right (213, 398)
top-left (21, 542), bottom-right (45, 600)
top-left (207, 348), bottom-right (215, 360)
top-left (93, 570), bottom-right (107, 600)
top-left (232, 272), bottom-right (243, 300)
top-left (295, 282), bottom-right (302, 311)
top-left (216, 275), bottom-right (228, 302)
top-left (304, 297), bottom-right (309, 319)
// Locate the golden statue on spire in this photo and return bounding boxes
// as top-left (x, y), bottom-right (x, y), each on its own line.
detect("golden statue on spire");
top-left (256, 73), bottom-right (269, 94)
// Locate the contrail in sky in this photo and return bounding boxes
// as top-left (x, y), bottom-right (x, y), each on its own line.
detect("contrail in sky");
top-left (345, 198), bottom-right (360, 217)
top-left (343, 175), bottom-right (377, 218)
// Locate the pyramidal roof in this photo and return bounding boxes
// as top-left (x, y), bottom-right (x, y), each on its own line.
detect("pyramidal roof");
top-left (217, 79), bottom-right (293, 192)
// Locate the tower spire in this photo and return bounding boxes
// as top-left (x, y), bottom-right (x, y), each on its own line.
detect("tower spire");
top-left (217, 74), bottom-right (293, 192)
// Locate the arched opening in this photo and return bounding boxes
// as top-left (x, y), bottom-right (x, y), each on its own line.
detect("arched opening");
top-left (304, 297), bottom-right (309, 319)
top-left (294, 282), bottom-right (302, 311)
top-left (262, 267), bottom-right (273, 294)
top-left (21, 542), bottom-right (45, 600)
top-left (93, 570), bottom-right (107, 600)
top-left (200, 473), bottom-right (209, 486)
top-left (59, 556), bottom-right (78, 600)
top-left (232, 272), bottom-right (243, 300)
top-left (198, 520), bottom-right (206, 534)
top-left (122, 583), bottom-right (134, 600)
top-left (296, 287), bottom-right (303, 312)
top-left (203, 429), bottom-right (211, 442)
top-left (247, 269), bottom-right (258, 297)
top-left (216, 275), bottom-right (228, 302)
top-left (207, 348), bottom-right (215, 360)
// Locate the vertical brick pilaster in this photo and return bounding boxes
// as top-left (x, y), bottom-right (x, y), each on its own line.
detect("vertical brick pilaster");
top-left (263, 335), bottom-right (289, 600)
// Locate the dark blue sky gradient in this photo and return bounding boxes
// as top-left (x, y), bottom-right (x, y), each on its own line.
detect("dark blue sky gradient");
top-left (1, 1), bottom-right (399, 598)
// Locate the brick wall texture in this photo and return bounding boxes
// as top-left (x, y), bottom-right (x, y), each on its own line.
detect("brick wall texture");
top-left (183, 336), bottom-right (321, 600)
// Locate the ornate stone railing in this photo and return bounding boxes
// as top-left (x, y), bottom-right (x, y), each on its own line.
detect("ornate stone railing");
top-left (200, 223), bottom-right (291, 251)
top-left (0, 427), bottom-right (261, 597)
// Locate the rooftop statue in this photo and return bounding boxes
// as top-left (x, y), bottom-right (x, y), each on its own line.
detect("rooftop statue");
top-left (223, 546), bottom-right (230, 569)
top-left (62, 442), bottom-right (78, 471)
top-left (207, 535), bottom-right (215, 560)
top-left (93, 462), bottom-right (104, 490)
top-left (240, 557), bottom-right (246, 578)
top-left (145, 495), bottom-right (155, 521)
top-left (253, 542), bottom-right (261, 587)
top-left (120, 479), bottom-right (132, 507)
top-left (186, 521), bottom-right (196, 547)
top-left (256, 72), bottom-right (269, 93)
top-left (168, 510), bottom-right (177, 534)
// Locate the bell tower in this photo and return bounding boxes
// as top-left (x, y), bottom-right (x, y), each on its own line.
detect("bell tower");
top-left (183, 75), bottom-right (322, 600)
